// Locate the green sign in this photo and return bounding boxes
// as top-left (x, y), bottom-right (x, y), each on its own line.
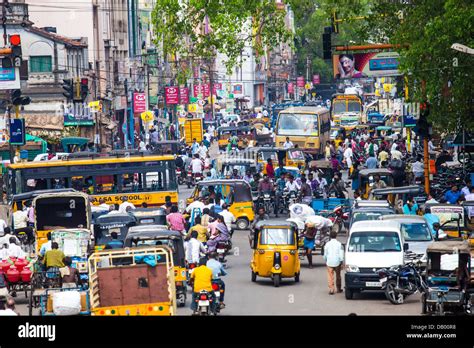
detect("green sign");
top-left (149, 95), bottom-right (158, 105)
top-left (190, 97), bottom-right (198, 103)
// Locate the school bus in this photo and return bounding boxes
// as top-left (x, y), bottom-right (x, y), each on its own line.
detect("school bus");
top-left (274, 106), bottom-right (331, 156)
top-left (330, 94), bottom-right (363, 127)
top-left (7, 154), bottom-right (178, 207)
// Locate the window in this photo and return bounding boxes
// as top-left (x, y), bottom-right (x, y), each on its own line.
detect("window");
top-left (30, 56), bottom-right (52, 73)
top-left (260, 229), bottom-right (294, 245)
top-left (277, 113), bottom-right (319, 136)
top-left (401, 223), bottom-right (432, 241)
top-left (348, 232), bottom-right (401, 252)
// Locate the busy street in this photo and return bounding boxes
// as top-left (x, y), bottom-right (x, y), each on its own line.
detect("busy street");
top-left (0, 0), bottom-right (472, 326)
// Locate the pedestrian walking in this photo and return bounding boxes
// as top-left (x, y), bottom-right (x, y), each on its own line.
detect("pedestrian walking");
top-left (324, 230), bottom-right (344, 295)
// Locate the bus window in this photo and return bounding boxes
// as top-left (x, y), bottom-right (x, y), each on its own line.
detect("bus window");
top-left (348, 101), bottom-right (361, 112)
top-left (333, 102), bottom-right (346, 114)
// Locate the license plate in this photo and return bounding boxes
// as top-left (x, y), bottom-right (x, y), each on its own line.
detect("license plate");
top-left (366, 282), bottom-right (382, 287)
top-left (379, 277), bottom-right (387, 283)
top-left (214, 291), bottom-right (220, 298)
top-left (217, 249), bottom-right (225, 253)
top-left (198, 300), bottom-right (209, 306)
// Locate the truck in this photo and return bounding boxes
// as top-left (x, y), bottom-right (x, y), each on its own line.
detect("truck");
top-left (184, 118), bottom-right (203, 145)
top-left (88, 246), bottom-right (177, 316)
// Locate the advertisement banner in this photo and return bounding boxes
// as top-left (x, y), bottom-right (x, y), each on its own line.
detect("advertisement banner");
top-left (193, 85), bottom-right (203, 98)
top-left (212, 83), bottom-right (222, 95)
top-left (287, 82), bottom-right (294, 94)
top-left (333, 51), bottom-right (400, 79)
top-left (0, 67), bottom-right (20, 90)
top-left (9, 118), bottom-right (25, 145)
top-left (165, 86), bottom-right (179, 104)
top-left (297, 76), bottom-right (305, 87)
top-left (233, 84), bottom-right (243, 95)
top-left (202, 84), bottom-right (210, 97)
top-left (179, 87), bottom-right (189, 104)
top-left (313, 74), bottom-right (320, 85)
top-left (133, 92), bottom-right (147, 113)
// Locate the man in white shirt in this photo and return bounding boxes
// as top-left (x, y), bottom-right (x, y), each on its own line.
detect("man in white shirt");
top-left (343, 144), bottom-right (353, 171)
top-left (0, 218), bottom-right (6, 234)
top-left (391, 141), bottom-right (399, 153)
top-left (190, 154), bottom-right (203, 175)
top-left (461, 180), bottom-right (472, 197)
top-left (13, 209), bottom-right (28, 230)
top-left (391, 146), bottom-right (403, 160)
top-left (118, 197), bottom-right (136, 213)
top-left (324, 230), bottom-right (344, 295)
top-left (219, 204), bottom-right (236, 235)
top-left (203, 132), bottom-right (212, 143)
top-left (0, 227), bottom-right (19, 247)
top-left (262, 109), bottom-right (269, 117)
top-left (7, 237), bottom-right (25, 258)
top-left (283, 137), bottom-right (294, 149)
top-left (185, 198), bottom-right (206, 214)
top-left (412, 157), bottom-right (424, 182)
top-left (285, 176), bottom-right (301, 192)
top-left (185, 231), bottom-right (207, 264)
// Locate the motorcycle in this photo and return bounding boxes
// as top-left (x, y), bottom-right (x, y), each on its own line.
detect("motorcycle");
top-left (176, 167), bottom-right (185, 185)
top-left (282, 190), bottom-right (299, 213)
top-left (377, 263), bottom-right (427, 305)
top-left (211, 280), bottom-right (224, 312)
top-left (194, 290), bottom-right (217, 316)
top-left (186, 171), bottom-right (203, 188)
top-left (186, 262), bottom-right (197, 289)
top-left (259, 192), bottom-right (274, 216)
top-left (216, 240), bottom-right (232, 265)
top-left (326, 205), bottom-right (349, 234)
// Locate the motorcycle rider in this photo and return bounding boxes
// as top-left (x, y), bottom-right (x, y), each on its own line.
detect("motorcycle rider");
top-left (206, 215), bottom-right (231, 253)
top-left (189, 154), bottom-right (203, 184)
top-left (230, 168), bottom-right (242, 180)
top-left (285, 174), bottom-right (300, 193)
top-left (251, 207), bottom-right (270, 231)
top-left (258, 175), bottom-right (277, 215)
top-left (190, 257), bottom-right (216, 314)
top-left (275, 172), bottom-right (287, 216)
top-left (206, 251), bottom-right (227, 309)
top-left (299, 174), bottom-right (313, 205)
top-left (185, 231), bottom-right (207, 265)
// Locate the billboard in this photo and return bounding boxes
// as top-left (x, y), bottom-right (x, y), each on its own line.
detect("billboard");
top-left (133, 92), bottom-right (146, 113)
top-left (179, 87), bottom-right (189, 104)
top-left (165, 86), bottom-right (179, 104)
top-left (333, 52), bottom-right (400, 79)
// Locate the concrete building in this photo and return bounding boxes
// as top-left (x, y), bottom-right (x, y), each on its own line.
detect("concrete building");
top-left (0, 1), bottom-right (90, 140)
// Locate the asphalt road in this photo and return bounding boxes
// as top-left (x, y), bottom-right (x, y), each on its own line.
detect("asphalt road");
top-left (11, 143), bottom-right (421, 316)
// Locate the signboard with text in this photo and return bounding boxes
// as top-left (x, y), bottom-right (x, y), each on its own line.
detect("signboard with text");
top-left (133, 92), bottom-right (147, 113)
top-left (313, 74), bottom-right (320, 85)
top-left (9, 118), bottom-right (25, 145)
top-left (212, 83), bottom-right (222, 95)
top-left (333, 51), bottom-right (400, 79)
top-left (193, 85), bottom-right (203, 98)
top-left (179, 87), bottom-right (189, 104)
top-left (0, 67), bottom-right (20, 90)
top-left (297, 76), bottom-right (305, 87)
top-left (165, 86), bottom-right (179, 104)
top-left (287, 82), bottom-right (294, 94)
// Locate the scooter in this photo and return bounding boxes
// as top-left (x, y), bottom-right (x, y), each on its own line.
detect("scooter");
top-left (194, 290), bottom-right (217, 316)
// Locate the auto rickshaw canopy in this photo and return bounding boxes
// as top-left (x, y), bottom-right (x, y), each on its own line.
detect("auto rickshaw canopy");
top-left (196, 179), bottom-right (252, 202)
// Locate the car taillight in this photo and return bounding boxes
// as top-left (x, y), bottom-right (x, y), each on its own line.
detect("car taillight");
top-left (200, 294), bottom-right (208, 300)
top-left (189, 264), bottom-right (196, 269)
top-left (212, 283), bottom-right (219, 291)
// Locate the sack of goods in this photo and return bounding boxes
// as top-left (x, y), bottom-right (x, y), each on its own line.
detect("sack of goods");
top-left (305, 215), bottom-right (333, 229)
top-left (289, 204), bottom-right (315, 221)
top-left (52, 291), bottom-right (82, 316)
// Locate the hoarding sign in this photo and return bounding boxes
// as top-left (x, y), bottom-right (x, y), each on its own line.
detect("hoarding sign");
top-left (212, 83), bottom-right (222, 95)
top-left (0, 67), bottom-right (20, 90)
top-left (313, 74), bottom-right (320, 85)
top-left (179, 87), bottom-right (189, 104)
top-left (202, 84), bottom-right (210, 97)
top-left (193, 85), bottom-right (203, 98)
top-left (297, 76), bottom-right (305, 87)
top-left (9, 118), bottom-right (25, 145)
top-left (333, 52), bottom-right (400, 79)
top-left (133, 92), bottom-right (147, 113)
top-left (165, 87), bottom-right (179, 104)
top-left (287, 82), bottom-right (294, 94)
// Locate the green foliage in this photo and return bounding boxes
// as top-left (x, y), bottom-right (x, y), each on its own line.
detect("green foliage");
top-left (355, 0), bottom-right (473, 130)
top-left (151, 0), bottom-right (293, 74)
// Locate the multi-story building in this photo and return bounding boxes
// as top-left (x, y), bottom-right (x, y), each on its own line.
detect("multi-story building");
top-left (0, 1), bottom-right (90, 142)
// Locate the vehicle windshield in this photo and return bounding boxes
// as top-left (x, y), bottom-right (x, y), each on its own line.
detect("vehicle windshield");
top-left (430, 207), bottom-right (465, 228)
top-left (332, 101), bottom-right (346, 114)
top-left (287, 150), bottom-right (305, 160)
top-left (277, 113), bottom-right (319, 136)
top-left (133, 237), bottom-right (176, 251)
top-left (347, 101), bottom-right (362, 112)
top-left (260, 228), bottom-right (294, 245)
top-left (352, 211), bottom-right (389, 223)
top-left (348, 232), bottom-right (401, 252)
top-left (401, 223), bottom-right (432, 241)
top-left (223, 165), bottom-right (247, 177)
top-left (259, 152), bottom-right (277, 161)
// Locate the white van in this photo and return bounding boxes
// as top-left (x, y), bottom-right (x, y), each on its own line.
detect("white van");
top-left (344, 220), bottom-right (407, 300)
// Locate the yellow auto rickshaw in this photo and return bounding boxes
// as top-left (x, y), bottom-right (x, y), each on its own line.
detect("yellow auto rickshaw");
top-left (243, 146), bottom-right (306, 174)
top-left (358, 168), bottom-right (394, 199)
top-left (250, 221), bottom-right (300, 287)
top-left (217, 126), bottom-right (256, 150)
top-left (186, 179), bottom-right (254, 230)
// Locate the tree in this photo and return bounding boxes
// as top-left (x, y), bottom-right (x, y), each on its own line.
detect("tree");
top-left (151, 0), bottom-right (293, 74)
top-left (340, 0), bottom-right (474, 130)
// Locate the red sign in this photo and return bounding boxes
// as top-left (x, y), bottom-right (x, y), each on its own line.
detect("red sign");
top-left (165, 86), bottom-right (179, 104)
top-left (212, 83), bottom-right (222, 95)
top-left (287, 82), bottom-right (294, 94)
top-left (313, 74), bottom-right (320, 85)
top-left (297, 76), bottom-right (305, 88)
top-left (202, 84), bottom-right (210, 98)
top-left (179, 87), bottom-right (189, 104)
top-left (133, 92), bottom-right (146, 113)
top-left (193, 85), bottom-right (203, 98)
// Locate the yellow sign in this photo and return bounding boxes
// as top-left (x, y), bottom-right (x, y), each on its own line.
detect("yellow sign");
top-left (383, 83), bottom-right (393, 93)
top-left (188, 104), bottom-right (197, 113)
top-left (305, 83), bottom-right (311, 90)
top-left (140, 111), bottom-right (154, 123)
top-left (88, 100), bottom-right (101, 111)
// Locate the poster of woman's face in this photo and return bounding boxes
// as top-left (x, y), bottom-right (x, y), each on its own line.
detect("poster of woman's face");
top-left (333, 52), bottom-right (400, 79)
